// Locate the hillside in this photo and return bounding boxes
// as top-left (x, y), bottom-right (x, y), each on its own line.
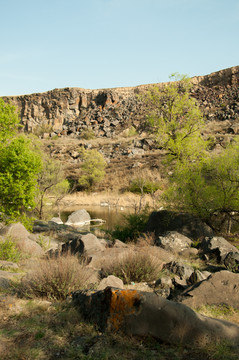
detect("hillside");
top-left (2, 65), bottom-right (239, 191)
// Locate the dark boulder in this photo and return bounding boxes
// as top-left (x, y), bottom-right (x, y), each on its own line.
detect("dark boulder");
top-left (224, 252), bottom-right (239, 273)
top-left (72, 287), bottom-right (239, 345)
top-left (144, 210), bottom-right (213, 240)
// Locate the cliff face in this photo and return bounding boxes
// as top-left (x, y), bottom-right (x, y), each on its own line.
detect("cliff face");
top-left (3, 65), bottom-right (239, 139)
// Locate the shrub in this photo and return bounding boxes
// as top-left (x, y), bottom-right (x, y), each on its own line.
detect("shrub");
top-left (128, 178), bottom-right (160, 194)
top-left (18, 254), bottom-right (93, 300)
top-left (0, 238), bottom-right (21, 262)
top-left (79, 128), bottom-right (95, 140)
top-left (110, 208), bottom-right (149, 243)
top-left (78, 148), bottom-right (107, 190)
top-left (101, 251), bottom-right (161, 284)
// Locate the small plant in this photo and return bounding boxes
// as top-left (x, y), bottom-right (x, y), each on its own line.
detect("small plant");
top-left (79, 128), bottom-right (95, 140)
top-left (36, 235), bottom-right (51, 251)
top-left (18, 253), bottom-right (93, 300)
top-left (110, 207), bottom-right (150, 243)
top-left (128, 178), bottom-right (160, 195)
top-left (101, 251), bottom-right (161, 284)
top-left (127, 126), bottom-right (138, 137)
top-left (0, 238), bottom-right (21, 262)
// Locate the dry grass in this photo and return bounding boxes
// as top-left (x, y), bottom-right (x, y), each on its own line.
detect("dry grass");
top-left (18, 253), bottom-right (95, 301)
top-left (59, 190), bottom-right (157, 209)
top-left (196, 304), bottom-right (239, 326)
top-left (100, 249), bottom-right (162, 284)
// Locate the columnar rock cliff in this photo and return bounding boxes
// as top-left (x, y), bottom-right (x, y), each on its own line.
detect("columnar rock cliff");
top-left (3, 66), bottom-right (239, 139)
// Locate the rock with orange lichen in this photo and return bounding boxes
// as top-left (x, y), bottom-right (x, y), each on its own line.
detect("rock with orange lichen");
top-left (72, 287), bottom-right (239, 346)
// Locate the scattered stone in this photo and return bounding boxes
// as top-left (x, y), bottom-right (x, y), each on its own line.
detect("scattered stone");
top-left (50, 217), bottom-right (63, 224)
top-left (224, 251), bottom-right (239, 273)
top-left (163, 261), bottom-right (194, 280)
top-left (156, 231), bottom-right (192, 253)
top-left (65, 209), bottom-right (91, 226)
top-left (0, 223), bottom-right (44, 256)
top-left (81, 233), bottom-right (105, 254)
top-left (97, 275), bottom-right (124, 290)
top-left (177, 270), bottom-right (239, 309)
top-left (72, 287), bottom-right (239, 345)
top-left (201, 236), bottom-right (239, 263)
top-left (188, 270), bottom-right (211, 285)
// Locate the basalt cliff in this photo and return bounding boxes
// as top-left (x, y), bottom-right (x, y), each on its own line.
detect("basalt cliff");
top-left (3, 66), bottom-right (239, 139)
top-left (2, 66), bottom-right (239, 189)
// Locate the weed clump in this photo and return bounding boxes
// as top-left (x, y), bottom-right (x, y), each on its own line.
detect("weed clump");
top-left (101, 251), bottom-right (161, 284)
top-left (0, 237), bottom-right (21, 262)
top-left (18, 253), bottom-right (93, 300)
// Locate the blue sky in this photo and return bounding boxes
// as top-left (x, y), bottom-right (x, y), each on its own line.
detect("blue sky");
top-left (0, 0), bottom-right (238, 96)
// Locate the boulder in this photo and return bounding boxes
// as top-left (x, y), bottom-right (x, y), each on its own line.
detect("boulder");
top-left (72, 287), bottom-right (239, 345)
top-left (224, 252), bottom-right (239, 273)
top-left (177, 270), bottom-right (239, 309)
top-left (0, 223), bottom-right (44, 256)
top-left (50, 217), bottom-right (63, 224)
top-left (65, 209), bottom-right (91, 226)
top-left (144, 210), bottom-right (213, 240)
top-left (81, 233), bottom-right (105, 254)
top-left (61, 237), bottom-right (84, 256)
top-left (156, 231), bottom-right (192, 253)
top-left (163, 261), bottom-right (194, 281)
top-left (201, 236), bottom-right (239, 263)
top-left (0, 222), bottom-right (30, 241)
top-left (98, 275), bottom-right (124, 290)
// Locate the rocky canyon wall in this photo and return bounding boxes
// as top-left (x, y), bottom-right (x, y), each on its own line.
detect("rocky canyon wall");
top-left (2, 65), bottom-right (239, 139)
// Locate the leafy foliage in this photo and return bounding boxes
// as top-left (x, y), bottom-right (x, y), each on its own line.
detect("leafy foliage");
top-left (78, 148), bottom-right (106, 190)
top-left (165, 138), bottom-right (239, 231)
top-left (0, 135), bottom-right (42, 217)
top-left (0, 238), bottom-right (21, 262)
top-left (0, 98), bottom-right (20, 141)
top-left (110, 208), bottom-right (149, 243)
top-left (144, 73), bottom-right (207, 161)
top-left (129, 177), bottom-right (160, 194)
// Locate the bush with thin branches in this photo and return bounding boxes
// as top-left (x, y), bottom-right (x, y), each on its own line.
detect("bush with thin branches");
top-left (101, 251), bottom-right (161, 284)
top-left (18, 253), bottom-right (94, 300)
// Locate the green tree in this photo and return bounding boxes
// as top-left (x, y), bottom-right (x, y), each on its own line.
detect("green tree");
top-left (144, 74), bottom-right (206, 161)
top-left (0, 135), bottom-right (42, 218)
top-left (0, 99), bottom-right (42, 221)
top-left (0, 98), bottom-right (20, 141)
top-left (78, 148), bottom-right (106, 190)
top-left (35, 156), bottom-right (69, 219)
top-left (165, 138), bottom-right (239, 232)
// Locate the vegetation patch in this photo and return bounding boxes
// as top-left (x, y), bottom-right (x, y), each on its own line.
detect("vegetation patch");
top-left (0, 238), bottom-right (21, 262)
top-left (18, 253), bottom-right (93, 300)
top-left (101, 251), bottom-right (161, 284)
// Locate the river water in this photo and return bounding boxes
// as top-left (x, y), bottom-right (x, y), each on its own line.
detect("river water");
top-left (60, 205), bottom-right (133, 231)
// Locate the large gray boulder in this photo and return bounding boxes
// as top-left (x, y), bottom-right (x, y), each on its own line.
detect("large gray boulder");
top-left (201, 236), bottom-right (239, 263)
top-left (65, 209), bottom-right (91, 226)
top-left (144, 210), bottom-right (213, 240)
top-left (72, 287), bottom-right (239, 345)
top-left (0, 223), bottom-right (44, 256)
top-left (177, 270), bottom-right (239, 309)
top-left (156, 231), bottom-right (192, 253)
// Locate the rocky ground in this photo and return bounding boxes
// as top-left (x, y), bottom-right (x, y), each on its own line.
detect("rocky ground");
top-left (1, 209), bottom-right (239, 359)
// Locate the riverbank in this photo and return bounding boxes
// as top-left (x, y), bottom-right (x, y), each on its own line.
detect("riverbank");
top-left (58, 191), bottom-right (159, 211)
